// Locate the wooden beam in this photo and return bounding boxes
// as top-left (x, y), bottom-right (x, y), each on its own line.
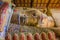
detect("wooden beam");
top-left (23, 0), bottom-right (25, 7)
top-left (40, 0), bottom-right (43, 8)
top-left (30, 0), bottom-right (34, 7)
top-left (53, 0), bottom-right (58, 8)
top-left (55, 0), bottom-right (59, 8)
top-left (19, 1), bottom-right (21, 6)
top-left (46, 0), bottom-right (50, 8)
top-left (52, 0), bottom-right (56, 8)
top-left (50, 0), bottom-right (55, 3)
top-left (38, 0), bottom-right (41, 3)
top-left (42, 0), bottom-right (46, 8)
